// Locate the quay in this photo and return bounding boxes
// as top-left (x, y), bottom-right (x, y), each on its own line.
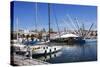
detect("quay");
top-left (11, 53), bottom-right (50, 66)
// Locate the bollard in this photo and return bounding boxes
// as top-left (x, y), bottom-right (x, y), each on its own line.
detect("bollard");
top-left (27, 46), bottom-right (32, 59)
top-left (29, 48), bottom-right (32, 59)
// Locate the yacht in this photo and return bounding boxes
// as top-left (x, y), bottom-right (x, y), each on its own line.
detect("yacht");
top-left (11, 40), bottom-right (62, 55)
top-left (50, 33), bottom-right (85, 44)
top-left (31, 45), bottom-right (62, 55)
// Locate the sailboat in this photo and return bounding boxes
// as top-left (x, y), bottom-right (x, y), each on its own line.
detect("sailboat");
top-left (49, 10), bottom-right (86, 44)
top-left (30, 3), bottom-right (62, 55)
top-left (50, 13), bottom-right (95, 44)
top-left (12, 3), bottom-right (62, 55)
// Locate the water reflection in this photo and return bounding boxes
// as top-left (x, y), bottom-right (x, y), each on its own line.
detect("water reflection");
top-left (39, 51), bottom-right (62, 61)
top-left (33, 41), bottom-right (97, 63)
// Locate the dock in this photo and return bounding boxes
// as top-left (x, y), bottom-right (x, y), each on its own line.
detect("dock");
top-left (11, 53), bottom-right (50, 66)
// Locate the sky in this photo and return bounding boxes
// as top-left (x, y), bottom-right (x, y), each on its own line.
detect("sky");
top-left (11, 1), bottom-right (97, 32)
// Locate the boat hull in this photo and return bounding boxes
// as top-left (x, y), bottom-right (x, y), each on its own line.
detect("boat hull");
top-left (32, 46), bottom-right (62, 55)
top-left (50, 38), bottom-right (85, 44)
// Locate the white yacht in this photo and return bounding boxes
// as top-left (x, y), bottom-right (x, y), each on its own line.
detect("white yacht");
top-left (50, 33), bottom-right (85, 44)
top-left (11, 40), bottom-right (62, 55)
top-left (31, 45), bottom-right (62, 55)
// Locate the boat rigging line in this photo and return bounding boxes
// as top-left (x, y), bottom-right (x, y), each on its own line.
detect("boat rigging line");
top-left (52, 5), bottom-right (61, 38)
top-left (48, 3), bottom-right (51, 41)
top-left (66, 14), bottom-right (79, 35)
top-left (84, 23), bottom-right (94, 39)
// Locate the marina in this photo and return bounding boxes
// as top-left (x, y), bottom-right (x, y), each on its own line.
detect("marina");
top-left (11, 40), bottom-right (97, 65)
top-left (38, 41), bottom-right (97, 63)
top-left (10, 1), bottom-right (97, 66)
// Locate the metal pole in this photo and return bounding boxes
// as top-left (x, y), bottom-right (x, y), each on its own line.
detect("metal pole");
top-left (29, 46), bottom-right (32, 59)
top-left (48, 3), bottom-right (51, 40)
top-left (35, 2), bottom-right (38, 33)
top-left (52, 6), bottom-right (61, 38)
top-left (84, 23), bottom-right (94, 38)
top-left (16, 18), bottom-right (19, 42)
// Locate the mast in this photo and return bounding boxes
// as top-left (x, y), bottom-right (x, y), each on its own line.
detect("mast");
top-left (48, 3), bottom-right (51, 40)
top-left (84, 23), bottom-right (94, 38)
top-left (16, 18), bottom-right (19, 41)
top-left (82, 23), bottom-right (85, 37)
top-left (35, 2), bottom-right (38, 33)
top-left (53, 6), bottom-right (61, 38)
top-left (74, 17), bottom-right (82, 36)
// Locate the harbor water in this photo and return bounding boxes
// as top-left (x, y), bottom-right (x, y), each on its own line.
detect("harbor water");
top-left (32, 40), bottom-right (97, 63)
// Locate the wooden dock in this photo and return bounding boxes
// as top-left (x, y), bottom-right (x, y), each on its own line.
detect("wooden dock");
top-left (11, 53), bottom-right (50, 66)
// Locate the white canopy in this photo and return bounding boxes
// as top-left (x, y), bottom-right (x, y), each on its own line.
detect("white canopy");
top-left (60, 34), bottom-right (79, 38)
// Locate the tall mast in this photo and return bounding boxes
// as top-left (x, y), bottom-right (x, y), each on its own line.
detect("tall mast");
top-left (53, 6), bottom-right (61, 38)
top-left (82, 23), bottom-right (85, 37)
top-left (35, 2), bottom-right (38, 33)
top-left (84, 23), bottom-right (94, 38)
top-left (16, 17), bottom-right (19, 41)
top-left (55, 14), bottom-right (61, 38)
top-left (48, 3), bottom-right (50, 40)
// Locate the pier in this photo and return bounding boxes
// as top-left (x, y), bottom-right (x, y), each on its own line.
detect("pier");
top-left (11, 53), bottom-right (50, 66)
